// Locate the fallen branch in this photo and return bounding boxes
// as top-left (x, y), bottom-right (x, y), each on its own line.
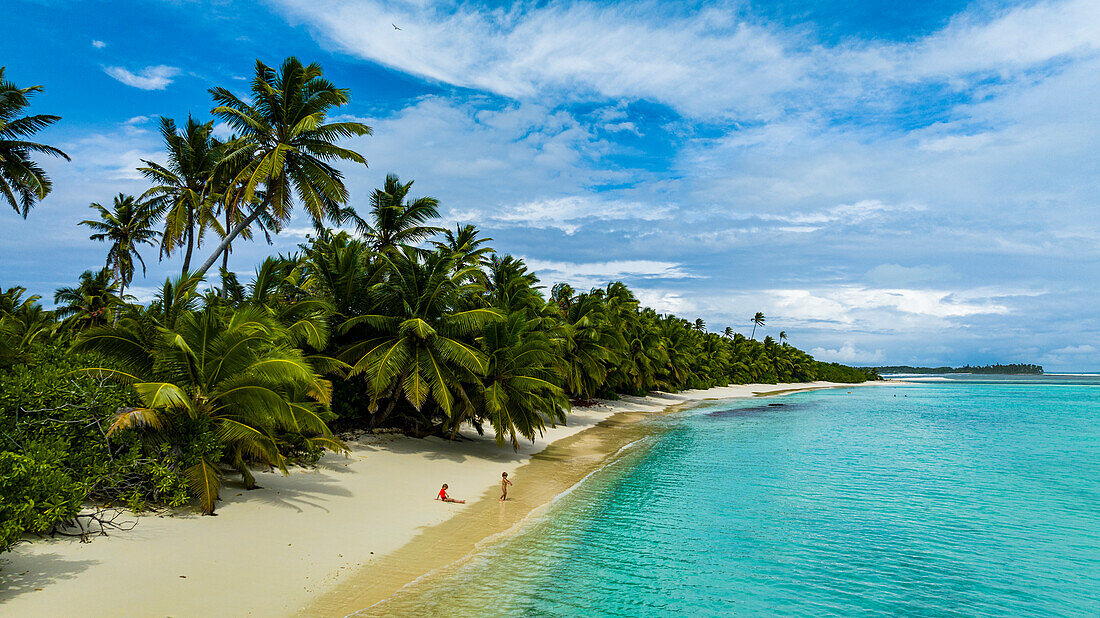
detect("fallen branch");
top-left (50, 507), bottom-right (137, 543)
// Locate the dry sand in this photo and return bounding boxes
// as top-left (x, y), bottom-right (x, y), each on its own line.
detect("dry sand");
top-left (0, 382), bottom-right (871, 617)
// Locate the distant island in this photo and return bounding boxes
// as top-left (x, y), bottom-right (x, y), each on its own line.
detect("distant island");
top-left (871, 364), bottom-right (1043, 375)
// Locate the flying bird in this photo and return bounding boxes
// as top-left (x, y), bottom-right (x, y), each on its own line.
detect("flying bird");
top-left (393, 23), bottom-right (401, 30)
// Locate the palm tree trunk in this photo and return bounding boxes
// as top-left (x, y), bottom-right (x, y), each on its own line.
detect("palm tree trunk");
top-left (371, 375), bottom-right (407, 428)
top-left (181, 215), bottom-right (194, 274)
top-left (193, 195), bottom-right (269, 277)
top-left (222, 206), bottom-right (232, 273)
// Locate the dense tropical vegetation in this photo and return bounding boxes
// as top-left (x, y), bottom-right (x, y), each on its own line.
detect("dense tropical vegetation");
top-left (0, 57), bottom-right (876, 550)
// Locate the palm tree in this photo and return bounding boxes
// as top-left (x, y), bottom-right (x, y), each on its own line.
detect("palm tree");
top-left (339, 247), bottom-right (499, 432)
top-left (0, 287), bottom-right (54, 367)
top-left (0, 67), bottom-right (70, 217)
top-left (140, 116), bottom-right (223, 274)
top-left (193, 57), bottom-right (372, 276)
top-left (433, 224), bottom-right (493, 269)
top-left (54, 269), bottom-right (122, 331)
top-left (73, 303), bottom-right (343, 513)
top-left (723, 326), bottom-right (734, 339)
top-left (485, 254), bottom-right (545, 314)
top-left (355, 174), bottom-right (444, 254)
top-left (693, 318), bottom-right (706, 333)
top-left (80, 193), bottom-right (162, 298)
top-left (554, 290), bottom-right (617, 399)
top-left (297, 229), bottom-right (377, 320)
top-left (475, 310), bottom-right (569, 449)
top-left (779, 330), bottom-right (787, 346)
top-left (750, 311), bottom-right (766, 340)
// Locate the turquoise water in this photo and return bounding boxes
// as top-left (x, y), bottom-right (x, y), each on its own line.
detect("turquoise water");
top-left (369, 379), bottom-right (1100, 616)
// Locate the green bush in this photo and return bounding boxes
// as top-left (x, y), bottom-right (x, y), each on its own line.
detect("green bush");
top-left (0, 343), bottom-right (212, 550)
top-left (0, 451), bottom-right (84, 552)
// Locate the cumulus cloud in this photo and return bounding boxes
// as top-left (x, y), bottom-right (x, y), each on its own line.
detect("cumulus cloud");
top-left (1048, 344), bottom-right (1097, 355)
top-left (103, 65), bottom-right (180, 90)
top-left (810, 342), bottom-right (885, 364)
top-left (524, 258), bottom-right (697, 289)
top-left (91, 39), bottom-right (106, 49)
top-left (768, 286), bottom-right (1011, 324)
top-left (454, 196), bottom-right (671, 235)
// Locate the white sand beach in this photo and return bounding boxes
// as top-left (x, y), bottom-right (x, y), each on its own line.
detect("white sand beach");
top-left (0, 382), bottom-right (867, 617)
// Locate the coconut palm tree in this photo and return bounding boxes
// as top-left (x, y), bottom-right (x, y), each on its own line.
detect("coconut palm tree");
top-left (354, 174), bottom-right (444, 254)
top-left (0, 287), bottom-right (53, 367)
top-left (555, 290), bottom-right (617, 399)
top-left (779, 330), bottom-right (787, 346)
top-left (485, 254), bottom-right (543, 314)
top-left (474, 310), bottom-right (569, 449)
top-left (73, 302), bottom-right (342, 513)
top-left (140, 116), bottom-right (223, 274)
top-left (693, 318), bottom-right (706, 333)
top-left (433, 224), bottom-right (493, 269)
top-left (338, 246), bottom-right (499, 432)
top-left (723, 326), bottom-right (734, 339)
top-left (193, 57), bottom-right (372, 276)
top-left (53, 269), bottom-right (122, 331)
top-left (750, 311), bottom-right (766, 340)
top-left (80, 193), bottom-right (162, 298)
top-left (0, 67), bottom-right (70, 217)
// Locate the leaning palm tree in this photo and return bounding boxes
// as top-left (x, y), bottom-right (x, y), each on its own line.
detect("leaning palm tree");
top-left (750, 311), bottom-right (766, 340)
top-left (79, 193), bottom-right (162, 298)
top-left (140, 116), bottom-right (223, 274)
top-left (192, 57), bottom-right (372, 276)
top-left (73, 303), bottom-right (343, 513)
top-left (354, 174), bottom-right (444, 254)
top-left (0, 67), bottom-right (70, 217)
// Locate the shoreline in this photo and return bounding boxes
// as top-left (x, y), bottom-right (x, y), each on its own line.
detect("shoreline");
top-left (0, 381), bottom-right (879, 617)
top-left (304, 381), bottom-right (878, 617)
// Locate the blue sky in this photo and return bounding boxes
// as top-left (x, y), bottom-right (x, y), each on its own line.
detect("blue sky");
top-left (3, 0), bottom-right (1099, 370)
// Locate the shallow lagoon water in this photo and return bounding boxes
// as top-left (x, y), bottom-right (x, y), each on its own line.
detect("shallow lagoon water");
top-left (366, 378), bottom-right (1100, 616)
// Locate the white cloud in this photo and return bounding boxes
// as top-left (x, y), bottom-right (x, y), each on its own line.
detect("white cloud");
top-left (272, 0), bottom-right (1100, 118)
top-left (769, 286), bottom-right (1011, 324)
top-left (523, 258), bottom-right (697, 289)
top-left (103, 65), bottom-right (180, 90)
top-left (811, 342), bottom-right (885, 364)
top-left (454, 196), bottom-right (670, 235)
top-left (91, 39), bottom-right (106, 49)
top-left (1049, 344), bottom-right (1097, 355)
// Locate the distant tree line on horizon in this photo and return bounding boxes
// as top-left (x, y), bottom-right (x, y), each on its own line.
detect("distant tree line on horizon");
top-left (871, 364), bottom-right (1043, 375)
top-left (0, 58), bottom-right (875, 549)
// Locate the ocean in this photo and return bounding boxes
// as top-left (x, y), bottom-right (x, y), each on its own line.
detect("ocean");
top-left (364, 377), bottom-right (1100, 616)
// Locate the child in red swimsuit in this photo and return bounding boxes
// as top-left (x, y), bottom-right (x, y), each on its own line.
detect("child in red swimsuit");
top-left (435, 483), bottom-right (466, 503)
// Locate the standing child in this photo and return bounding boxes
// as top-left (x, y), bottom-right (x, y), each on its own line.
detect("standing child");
top-left (500, 472), bottom-right (513, 501)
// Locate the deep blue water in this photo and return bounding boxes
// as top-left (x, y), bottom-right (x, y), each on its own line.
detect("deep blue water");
top-left (369, 378), bottom-right (1100, 616)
